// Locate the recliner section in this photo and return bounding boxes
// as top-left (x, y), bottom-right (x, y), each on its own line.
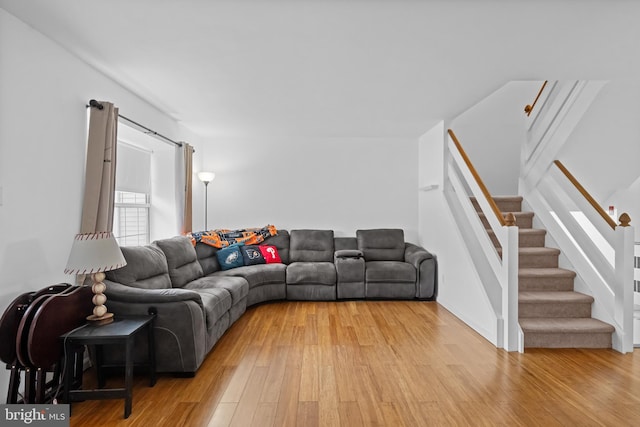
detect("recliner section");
top-left (287, 229), bottom-right (337, 300)
top-left (104, 228), bottom-right (437, 375)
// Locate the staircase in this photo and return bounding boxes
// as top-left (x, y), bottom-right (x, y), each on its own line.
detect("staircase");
top-left (472, 196), bottom-right (616, 349)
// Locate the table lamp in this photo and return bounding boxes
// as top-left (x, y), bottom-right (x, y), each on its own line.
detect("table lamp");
top-left (64, 232), bottom-right (127, 325)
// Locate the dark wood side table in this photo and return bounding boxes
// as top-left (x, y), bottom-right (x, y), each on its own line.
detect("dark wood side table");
top-left (61, 315), bottom-right (156, 419)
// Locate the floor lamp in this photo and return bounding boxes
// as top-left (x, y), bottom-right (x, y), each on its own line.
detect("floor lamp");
top-left (197, 171), bottom-right (215, 230)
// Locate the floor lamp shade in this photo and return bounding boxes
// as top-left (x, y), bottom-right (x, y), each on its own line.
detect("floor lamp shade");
top-left (65, 232), bottom-right (127, 324)
top-left (197, 171), bottom-right (215, 184)
top-left (197, 171), bottom-right (215, 230)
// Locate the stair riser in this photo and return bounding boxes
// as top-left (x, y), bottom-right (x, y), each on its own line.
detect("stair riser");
top-left (472, 199), bottom-right (522, 213)
top-left (519, 277), bottom-right (575, 292)
top-left (519, 253), bottom-right (559, 268)
top-left (523, 333), bottom-right (612, 349)
top-left (489, 233), bottom-right (545, 248)
top-left (519, 303), bottom-right (592, 318)
top-left (480, 214), bottom-right (533, 229)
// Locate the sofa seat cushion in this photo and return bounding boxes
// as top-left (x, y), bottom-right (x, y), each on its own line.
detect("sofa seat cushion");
top-left (365, 261), bottom-right (416, 283)
top-left (210, 264), bottom-right (286, 289)
top-left (287, 262), bottom-right (336, 286)
top-left (191, 287), bottom-right (232, 329)
top-left (184, 276), bottom-right (249, 305)
top-left (105, 244), bottom-right (172, 289)
top-left (155, 236), bottom-right (204, 287)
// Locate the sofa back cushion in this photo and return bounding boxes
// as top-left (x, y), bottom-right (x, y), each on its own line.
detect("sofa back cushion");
top-left (105, 244), bottom-right (172, 289)
top-left (261, 230), bottom-right (290, 264)
top-left (154, 236), bottom-right (204, 287)
top-left (334, 237), bottom-right (357, 251)
top-left (195, 243), bottom-right (220, 275)
top-left (356, 229), bottom-right (405, 261)
top-left (290, 229), bottom-right (334, 263)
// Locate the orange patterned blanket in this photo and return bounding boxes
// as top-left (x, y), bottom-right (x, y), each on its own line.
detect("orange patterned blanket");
top-left (188, 225), bottom-right (277, 248)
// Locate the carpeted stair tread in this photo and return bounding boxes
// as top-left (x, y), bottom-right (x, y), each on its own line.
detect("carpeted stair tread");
top-left (519, 268), bottom-right (576, 291)
top-left (487, 228), bottom-right (546, 248)
top-left (519, 291), bottom-right (594, 304)
top-left (497, 246), bottom-right (560, 268)
top-left (478, 211), bottom-right (534, 229)
top-left (519, 317), bottom-right (615, 334)
top-left (521, 318), bottom-right (614, 348)
top-left (519, 268), bottom-right (576, 279)
top-left (470, 196), bottom-right (523, 203)
top-left (497, 247), bottom-right (561, 255)
top-left (471, 196), bottom-right (523, 213)
top-left (519, 291), bottom-right (594, 318)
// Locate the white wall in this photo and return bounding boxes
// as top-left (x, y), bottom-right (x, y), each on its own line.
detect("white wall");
top-left (0, 9), bottom-right (202, 402)
top-left (194, 136), bottom-right (419, 241)
top-left (450, 81), bottom-right (542, 196)
top-left (558, 80), bottom-right (640, 205)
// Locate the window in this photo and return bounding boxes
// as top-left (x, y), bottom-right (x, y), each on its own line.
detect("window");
top-left (113, 191), bottom-right (150, 246)
top-left (114, 140), bottom-right (152, 246)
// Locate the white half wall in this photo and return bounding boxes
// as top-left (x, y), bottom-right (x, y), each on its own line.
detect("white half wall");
top-left (0, 9), bottom-right (201, 402)
top-left (418, 122), bottom-right (499, 345)
top-left (194, 136), bottom-right (419, 241)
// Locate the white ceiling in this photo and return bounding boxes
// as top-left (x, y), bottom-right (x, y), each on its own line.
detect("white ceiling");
top-left (1, 0), bottom-right (639, 139)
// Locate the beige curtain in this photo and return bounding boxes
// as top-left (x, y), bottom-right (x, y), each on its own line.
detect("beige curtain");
top-left (80, 101), bottom-right (118, 233)
top-left (176, 143), bottom-right (193, 234)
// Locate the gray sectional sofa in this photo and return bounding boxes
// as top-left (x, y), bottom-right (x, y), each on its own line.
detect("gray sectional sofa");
top-left (104, 228), bottom-right (437, 375)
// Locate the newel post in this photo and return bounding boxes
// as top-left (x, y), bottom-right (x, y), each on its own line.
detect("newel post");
top-left (614, 213), bottom-right (634, 353)
top-left (502, 213), bottom-right (521, 351)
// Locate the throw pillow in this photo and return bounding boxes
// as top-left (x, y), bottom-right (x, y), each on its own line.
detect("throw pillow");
top-left (241, 245), bottom-right (266, 266)
top-left (259, 245), bottom-right (282, 264)
top-left (216, 243), bottom-right (245, 270)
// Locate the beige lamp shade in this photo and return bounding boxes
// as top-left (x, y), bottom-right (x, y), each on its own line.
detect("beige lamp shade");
top-left (64, 232), bottom-right (127, 275)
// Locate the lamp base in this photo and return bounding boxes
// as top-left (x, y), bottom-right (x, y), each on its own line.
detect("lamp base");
top-left (87, 312), bottom-right (114, 326)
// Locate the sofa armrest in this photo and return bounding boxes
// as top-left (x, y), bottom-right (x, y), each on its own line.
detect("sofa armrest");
top-left (104, 280), bottom-right (203, 306)
top-left (404, 243), bottom-right (434, 265)
top-left (103, 280), bottom-right (207, 374)
top-left (404, 243), bottom-right (437, 300)
top-left (334, 249), bottom-right (363, 259)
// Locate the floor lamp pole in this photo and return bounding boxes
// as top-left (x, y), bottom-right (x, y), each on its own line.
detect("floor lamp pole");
top-left (204, 181), bottom-right (209, 230)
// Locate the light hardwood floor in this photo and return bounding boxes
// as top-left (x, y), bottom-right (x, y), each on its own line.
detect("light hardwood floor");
top-left (69, 301), bottom-right (640, 426)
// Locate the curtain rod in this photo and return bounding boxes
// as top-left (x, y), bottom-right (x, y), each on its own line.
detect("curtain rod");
top-left (87, 99), bottom-right (191, 151)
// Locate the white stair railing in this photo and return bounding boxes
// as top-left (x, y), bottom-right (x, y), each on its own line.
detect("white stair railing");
top-left (445, 129), bottom-right (521, 351)
top-left (520, 79), bottom-right (634, 353)
top-left (523, 160), bottom-right (634, 352)
top-left (521, 80), bottom-right (607, 189)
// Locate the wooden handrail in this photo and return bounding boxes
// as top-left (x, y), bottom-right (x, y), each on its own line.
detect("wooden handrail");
top-left (448, 129), bottom-right (507, 227)
top-left (524, 80), bottom-right (548, 116)
top-left (553, 160), bottom-right (617, 230)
